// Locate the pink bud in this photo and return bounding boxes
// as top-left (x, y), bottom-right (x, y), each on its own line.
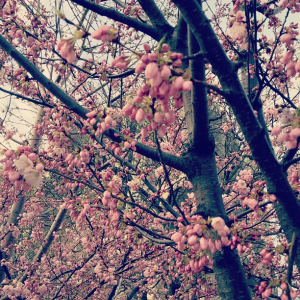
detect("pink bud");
top-left (186, 229), bottom-right (196, 236)
top-left (135, 108), bottom-right (146, 123)
top-left (282, 51), bottom-right (294, 65)
top-left (290, 290), bottom-right (297, 299)
top-left (286, 61), bottom-right (296, 77)
top-left (182, 81), bottom-right (193, 92)
top-left (91, 25), bottom-right (117, 41)
top-left (211, 217), bottom-right (225, 230)
top-left (160, 65), bottom-right (171, 79)
top-left (105, 115), bottom-right (113, 124)
top-left (221, 236), bottom-right (229, 246)
top-left (151, 121), bottom-right (158, 130)
top-left (103, 191), bottom-right (111, 198)
top-left (187, 235), bottom-right (197, 246)
top-left (5, 150), bottom-right (13, 158)
top-left (280, 282), bottom-right (287, 291)
top-left (28, 153), bottom-right (37, 161)
top-left (174, 97), bottom-right (183, 109)
top-left (173, 59), bottom-right (182, 67)
top-left (8, 171), bottom-right (21, 182)
top-left (161, 43), bottom-right (170, 53)
top-left (158, 81), bottom-right (169, 95)
top-left (140, 54), bottom-right (148, 63)
top-left (264, 288), bottom-right (272, 298)
top-left (135, 62), bottom-right (146, 74)
top-left (280, 33), bottom-right (293, 44)
top-left (164, 111), bottom-right (175, 124)
top-left (157, 125), bottom-right (166, 137)
top-left (281, 292), bottom-right (288, 300)
top-left (122, 104), bottom-right (134, 116)
top-left (143, 43), bottom-right (151, 53)
top-left (200, 237), bottom-right (208, 250)
top-left (90, 118), bottom-right (97, 125)
top-left (36, 164), bottom-right (44, 172)
top-left (148, 53), bottom-right (158, 62)
top-left (150, 72), bottom-right (163, 88)
top-left (260, 249), bottom-right (268, 256)
top-left (86, 110), bottom-right (98, 118)
top-left (133, 96), bottom-right (143, 103)
top-left (111, 56), bottom-right (129, 70)
top-left (145, 62), bottom-right (159, 79)
top-left (237, 243), bottom-right (242, 254)
top-left (154, 112), bottom-right (164, 123)
top-left (271, 126), bottom-right (282, 136)
top-left (174, 76), bottom-right (184, 90)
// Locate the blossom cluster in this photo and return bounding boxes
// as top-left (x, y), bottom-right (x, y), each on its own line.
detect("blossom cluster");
top-left (1, 148), bottom-right (44, 189)
top-left (271, 108), bottom-right (300, 149)
top-left (280, 29), bottom-right (300, 78)
top-left (120, 43), bottom-right (193, 138)
top-left (57, 26), bottom-right (118, 64)
top-left (170, 216), bottom-right (230, 272)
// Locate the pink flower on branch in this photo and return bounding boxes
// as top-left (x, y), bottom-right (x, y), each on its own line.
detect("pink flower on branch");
top-left (111, 55), bottom-right (130, 70)
top-left (91, 25), bottom-right (118, 42)
top-left (57, 39), bottom-right (76, 64)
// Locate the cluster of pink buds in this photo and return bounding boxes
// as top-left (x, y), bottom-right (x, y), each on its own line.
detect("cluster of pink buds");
top-left (257, 281), bottom-right (297, 299)
top-left (260, 249), bottom-right (274, 265)
top-left (1, 147), bottom-right (44, 188)
top-left (85, 110), bottom-right (117, 136)
top-left (94, 264), bottom-right (117, 285)
top-left (122, 43), bottom-right (193, 137)
top-left (79, 150), bottom-right (90, 164)
top-left (280, 28), bottom-right (300, 77)
top-left (111, 55), bottom-right (130, 70)
top-left (270, 108), bottom-right (300, 149)
top-left (57, 39), bottom-right (76, 63)
top-left (243, 197), bottom-right (259, 212)
top-left (279, 282), bottom-right (298, 299)
top-left (91, 25), bottom-right (118, 42)
top-left (57, 31), bottom-right (85, 64)
top-left (271, 127), bottom-right (300, 150)
top-left (102, 191), bottom-right (117, 210)
top-left (171, 216), bottom-right (230, 271)
top-left (76, 203), bottom-right (90, 222)
top-left (258, 281), bottom-right (272, 299)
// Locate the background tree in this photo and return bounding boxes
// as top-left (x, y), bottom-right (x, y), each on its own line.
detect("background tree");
top-left (0, 0), bottom-right (299, 299)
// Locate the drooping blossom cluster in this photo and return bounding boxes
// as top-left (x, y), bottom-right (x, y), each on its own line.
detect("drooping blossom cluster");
top-left (57, 25), bottom-right (117, 64)
top-left (170, 216), bottom-right (230, 272)
top-left (279, 24), bottom-right (300, 78)
top-left (256, 249), bottom-right (298, 299)
top-left (228, 9), bottom-right (248, 50)
top-left (271, 108), bottom-right (300, 149)
top-left (57, 30), bottom-right (86, 64)
top-left (1, 148), bottom-right (44, 188)
top-left (119, 43), bottom-right (193, 137)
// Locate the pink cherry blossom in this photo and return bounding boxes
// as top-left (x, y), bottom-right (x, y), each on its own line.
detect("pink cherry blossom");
top-left (211, 217), bottom-right (226, 230)
top-left (111, 56), bottom-right (130, 70)
top-left (14, 154), bottom-right (33, 174)
top-left (145, 62), bottom-right (159, 79)
top-left (23, 169), bottom-right (43, 187)
top-left (91, 25), bottom-right (118, 42)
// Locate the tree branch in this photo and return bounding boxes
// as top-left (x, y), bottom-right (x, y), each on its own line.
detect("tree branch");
top-left (136, 0), bottom-right (173, 32)
top-left (0, 34), bottom-right (185, 172)
top-left (69, 0), bottom-right (164, 40)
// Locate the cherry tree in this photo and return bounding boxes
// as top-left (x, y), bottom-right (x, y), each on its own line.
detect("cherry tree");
top-left (0, 0), bottom-right (299, 299)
